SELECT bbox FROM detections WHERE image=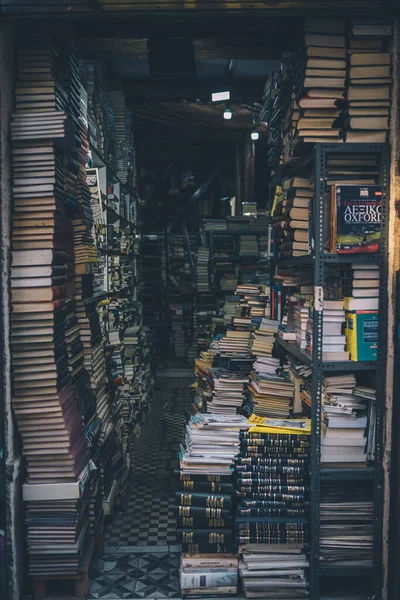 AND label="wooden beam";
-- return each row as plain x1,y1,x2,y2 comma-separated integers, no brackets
76,36,285,60
124,80,264,103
